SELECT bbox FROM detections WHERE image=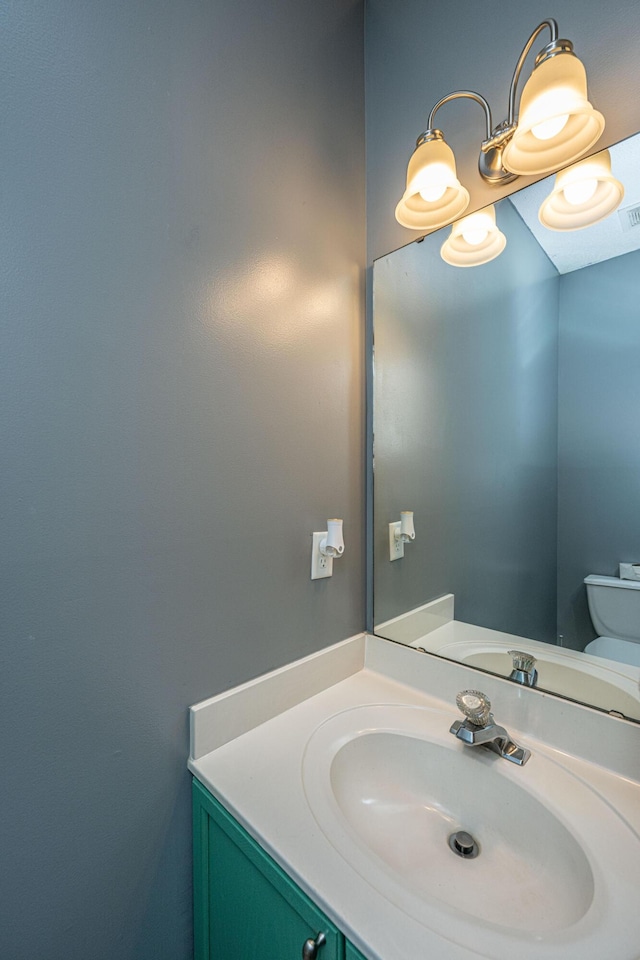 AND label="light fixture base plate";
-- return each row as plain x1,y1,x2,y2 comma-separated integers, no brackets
478,148,518,185
479,121,519,184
